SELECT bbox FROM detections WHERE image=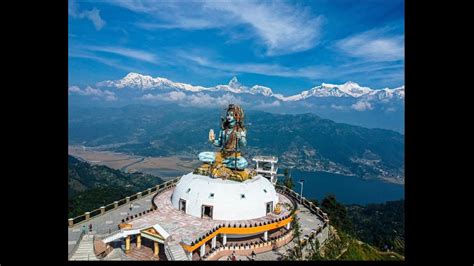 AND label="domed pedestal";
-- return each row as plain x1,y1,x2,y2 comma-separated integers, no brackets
171,172,279,221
